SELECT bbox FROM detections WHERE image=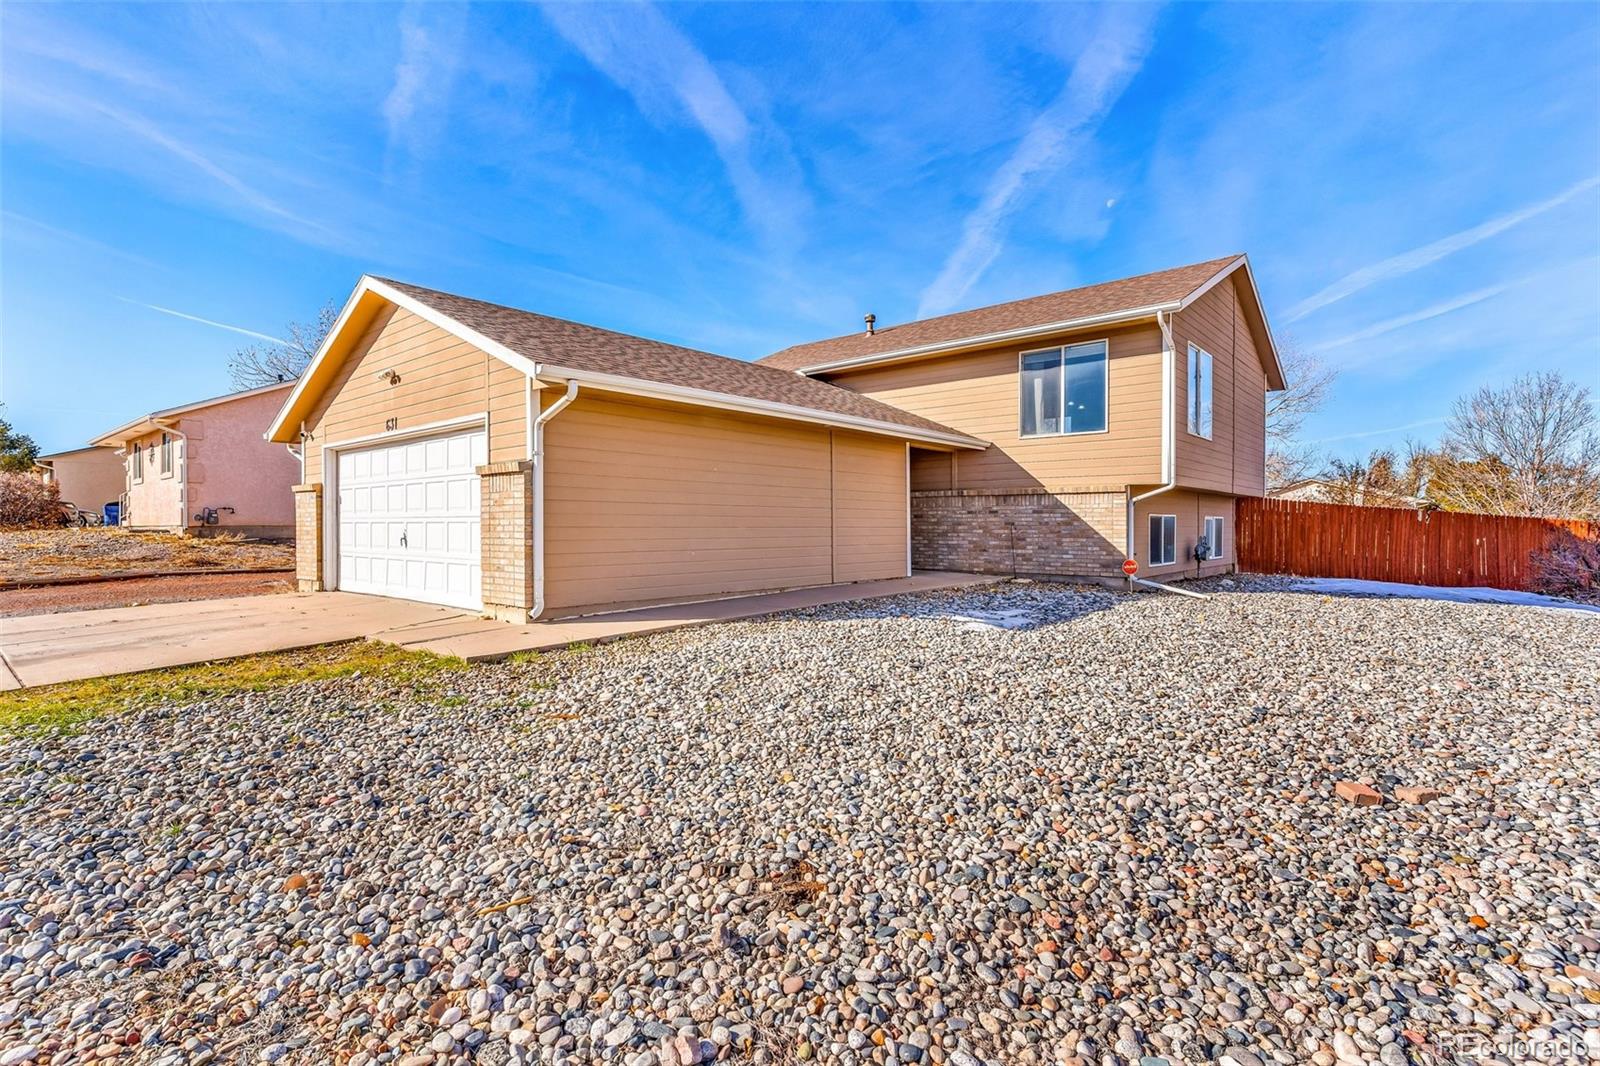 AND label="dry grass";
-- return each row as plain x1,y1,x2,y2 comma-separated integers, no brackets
0,640,466,735
0,528,293,582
